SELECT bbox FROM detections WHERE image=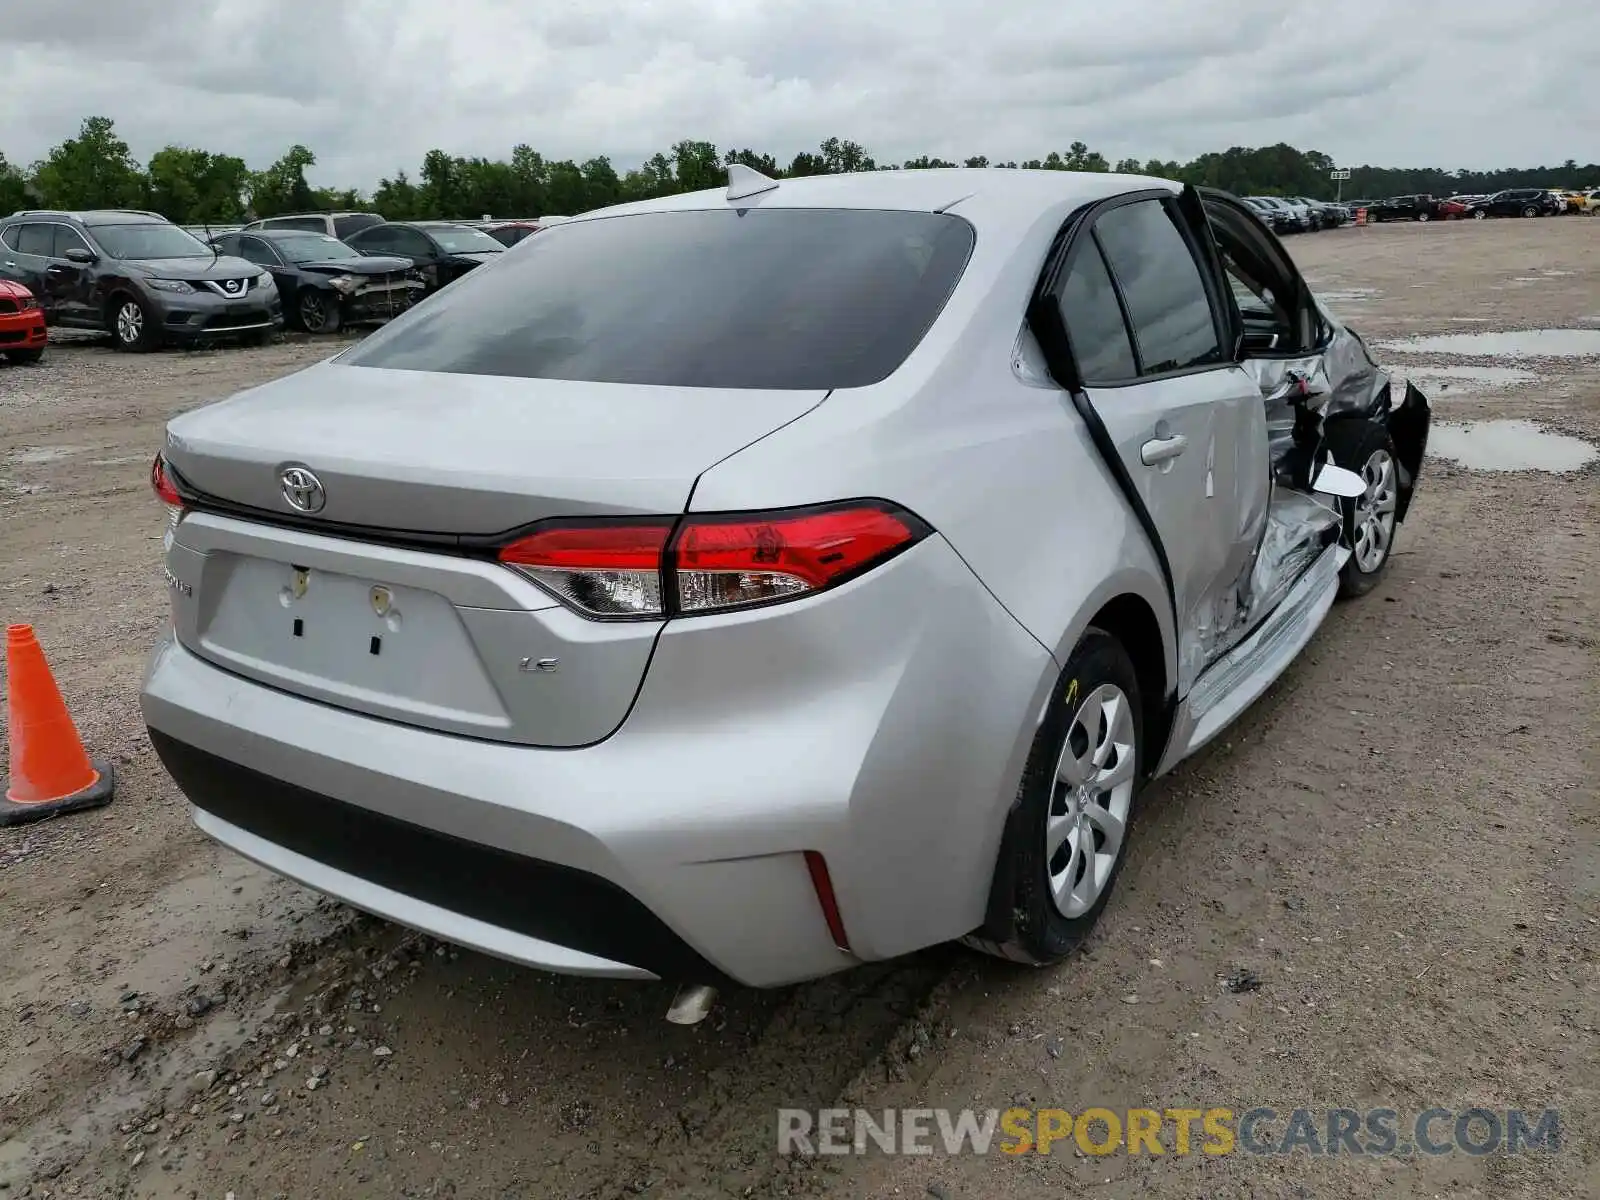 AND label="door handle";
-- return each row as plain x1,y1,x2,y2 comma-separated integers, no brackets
1140,434,1189,466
